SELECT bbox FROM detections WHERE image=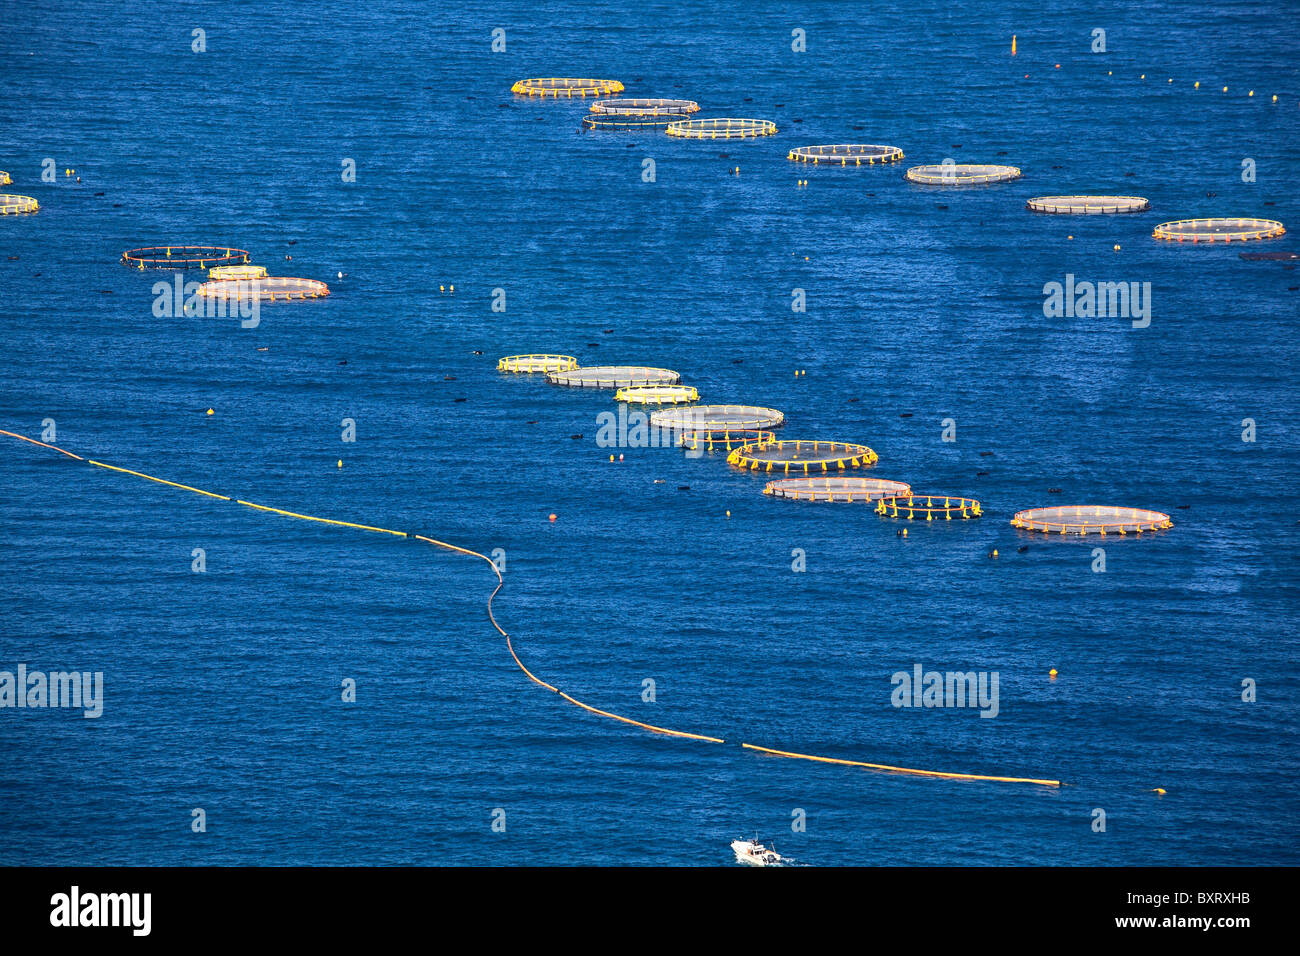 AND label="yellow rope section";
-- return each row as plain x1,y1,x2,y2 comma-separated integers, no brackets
2,427,1060,788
